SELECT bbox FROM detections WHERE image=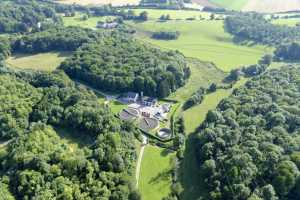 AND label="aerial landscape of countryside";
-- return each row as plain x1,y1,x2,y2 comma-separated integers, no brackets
0,0,300,200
